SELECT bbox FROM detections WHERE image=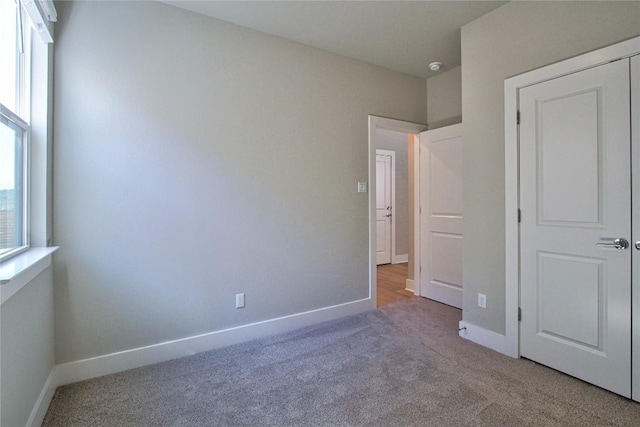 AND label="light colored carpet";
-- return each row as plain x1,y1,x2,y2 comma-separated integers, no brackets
43,298,640,426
